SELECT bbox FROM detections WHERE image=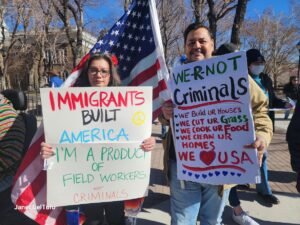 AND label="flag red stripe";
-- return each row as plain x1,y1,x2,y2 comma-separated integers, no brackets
71,53,90,73
15,171,46,208
153,106,162,120
13,135,44,182
153,79,167,99
55,210,66,225
128,59,160,86
35,208,52,225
